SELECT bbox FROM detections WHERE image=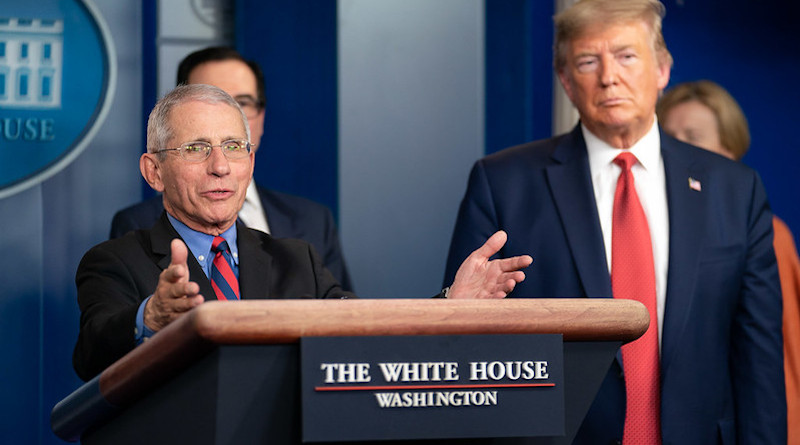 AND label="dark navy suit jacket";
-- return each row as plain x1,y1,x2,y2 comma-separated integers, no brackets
444,126,785,444
110,184,353,291
76,214,353,381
